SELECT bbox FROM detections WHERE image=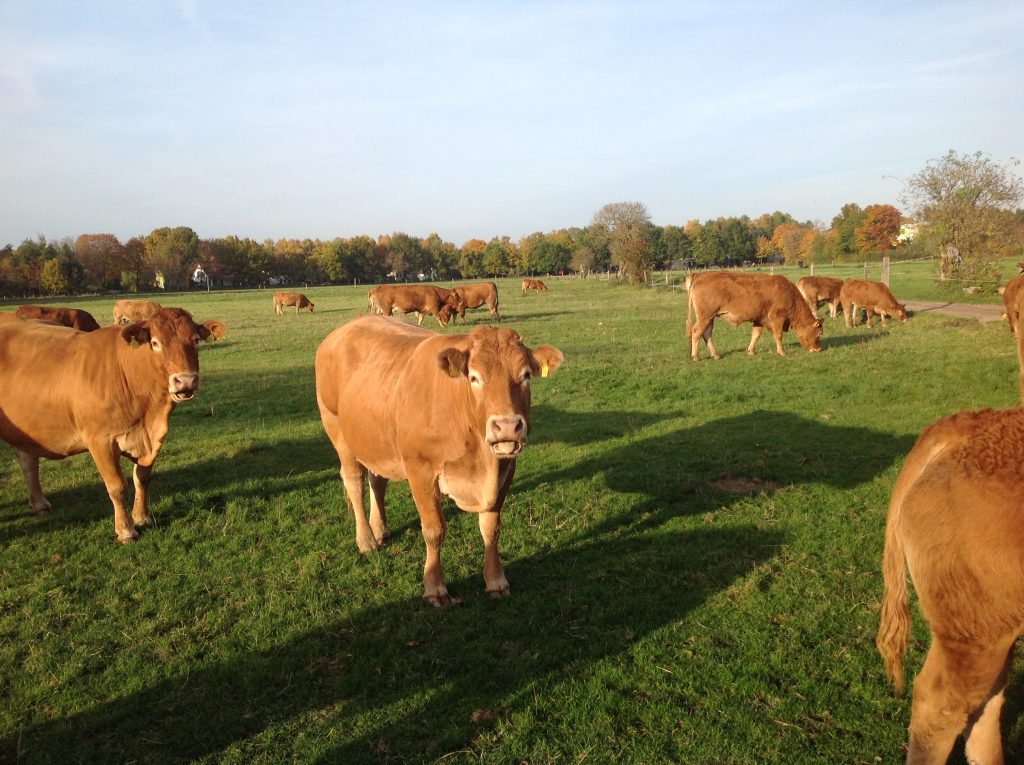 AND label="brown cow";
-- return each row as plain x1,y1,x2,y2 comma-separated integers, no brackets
522,278,549,295
839,279,908,328
315,315,563,604
15,305,101,331
686,271,823,360
795,276,844,319
0,308,226,542
877,407,1024,764
1001,273,1024,335
367,284,460,327
451,282,500,321
113,299,162,325
273,291,314,315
